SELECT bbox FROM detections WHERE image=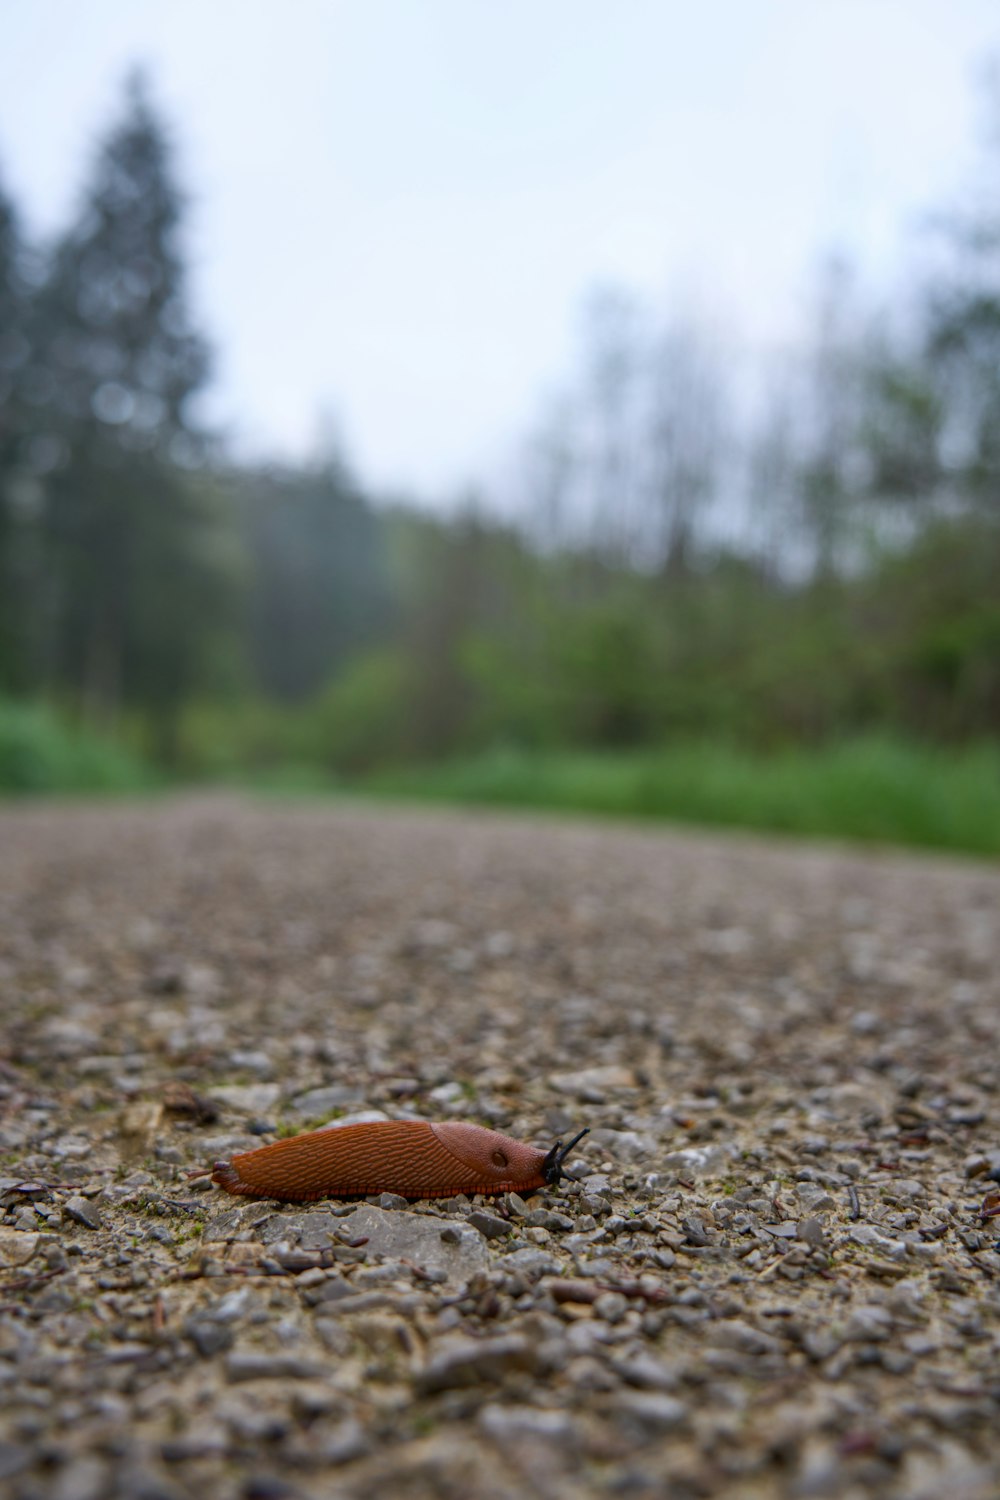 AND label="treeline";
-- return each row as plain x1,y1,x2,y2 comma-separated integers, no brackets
0,74,998,779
